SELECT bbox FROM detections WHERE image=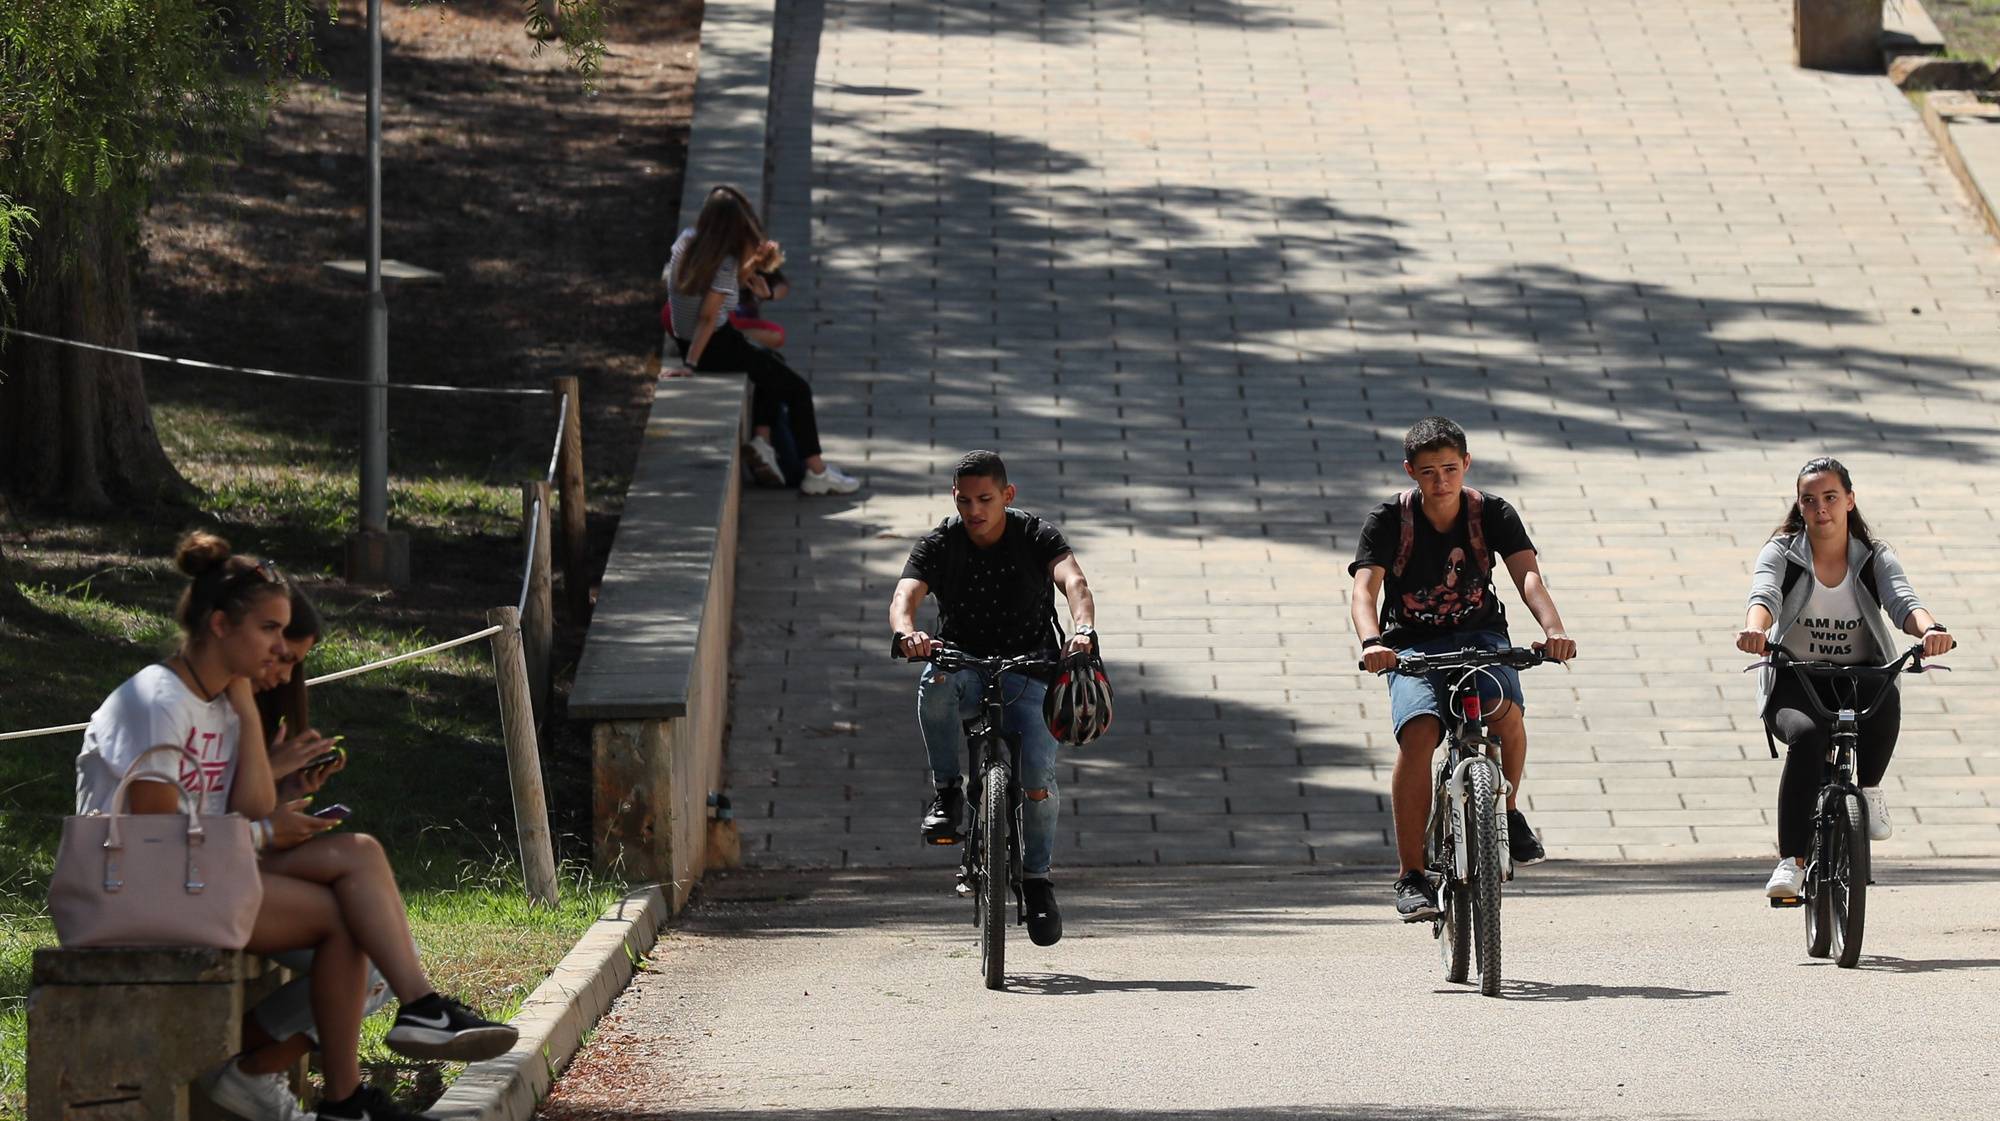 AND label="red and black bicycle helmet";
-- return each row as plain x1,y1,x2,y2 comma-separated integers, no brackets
1044,649,1114,746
